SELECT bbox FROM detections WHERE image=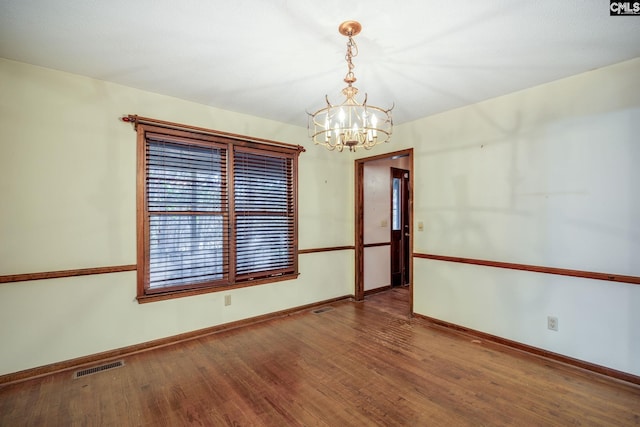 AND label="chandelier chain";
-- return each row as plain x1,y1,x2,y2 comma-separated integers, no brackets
344,36,358,85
